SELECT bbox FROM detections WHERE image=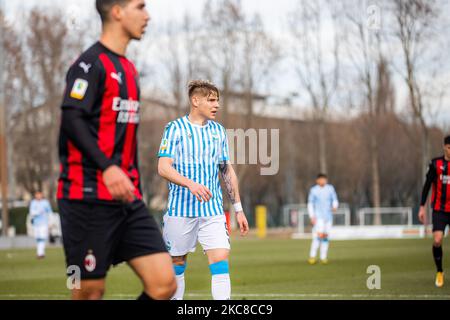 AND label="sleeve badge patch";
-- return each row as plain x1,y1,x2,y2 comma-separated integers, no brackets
70,78,88,100
160,139,168,152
